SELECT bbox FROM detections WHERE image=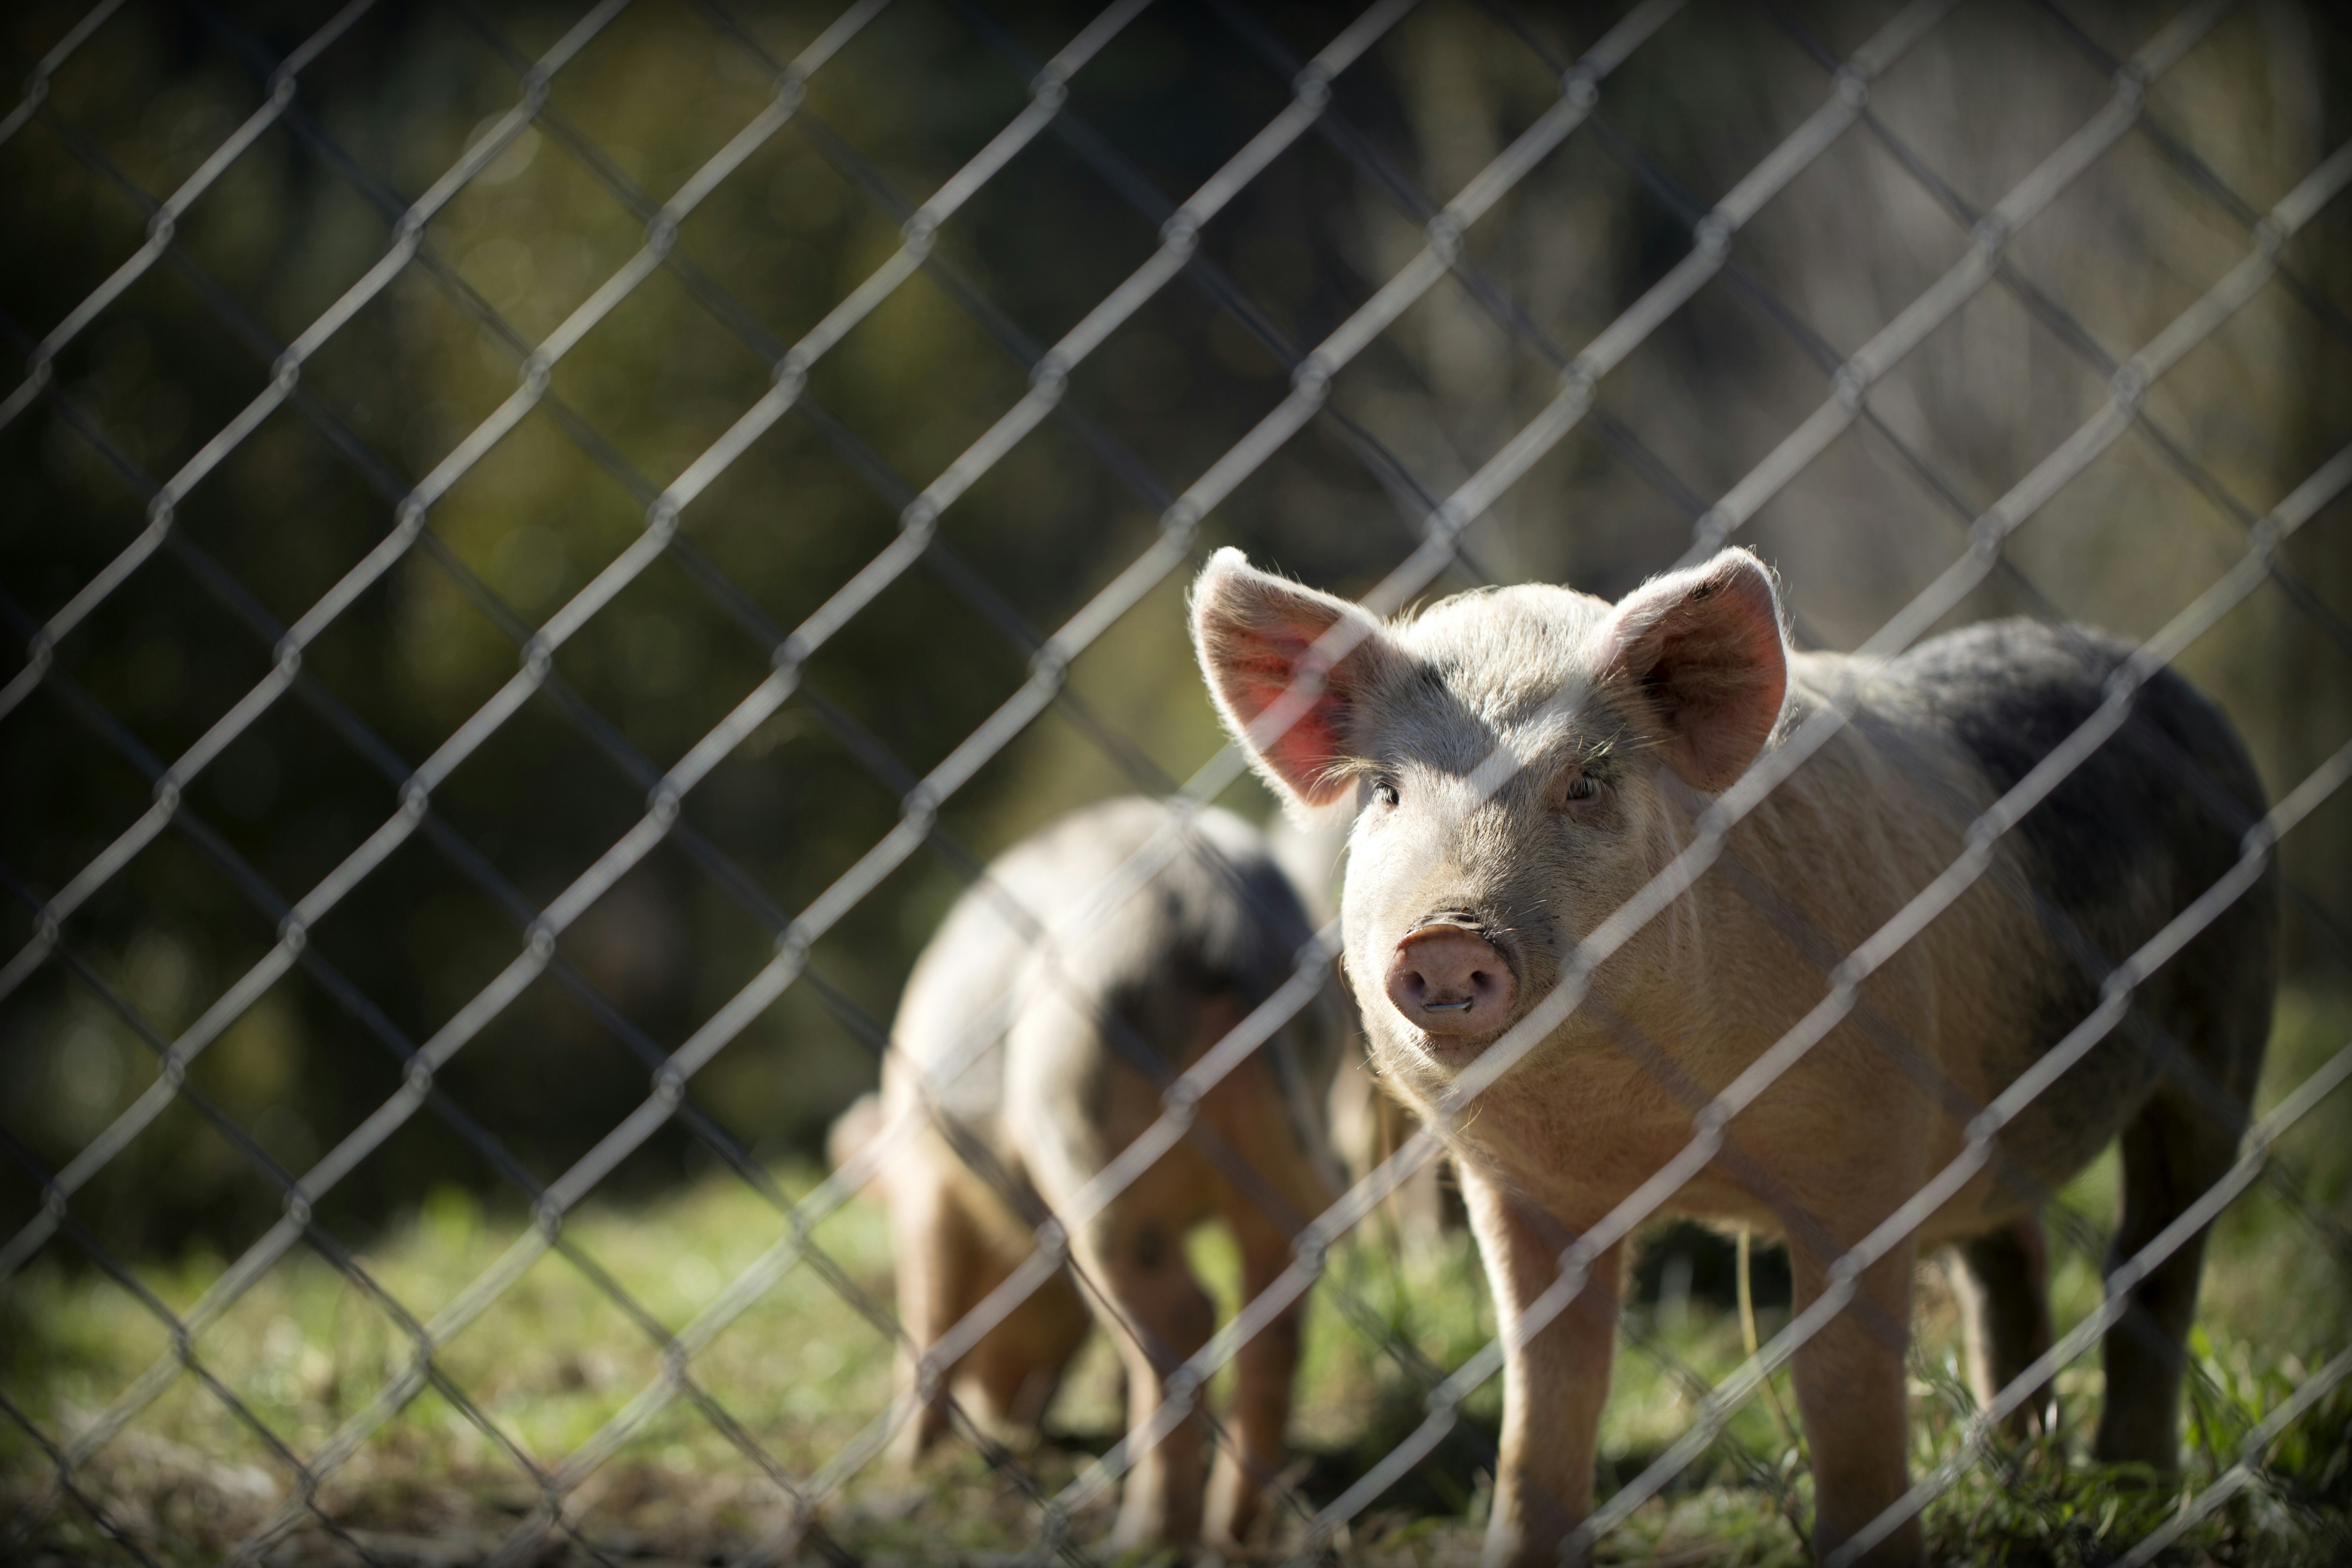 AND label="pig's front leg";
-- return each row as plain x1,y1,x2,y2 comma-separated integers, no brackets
1458,1164,1621,1568
1786,1241,1922,1565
